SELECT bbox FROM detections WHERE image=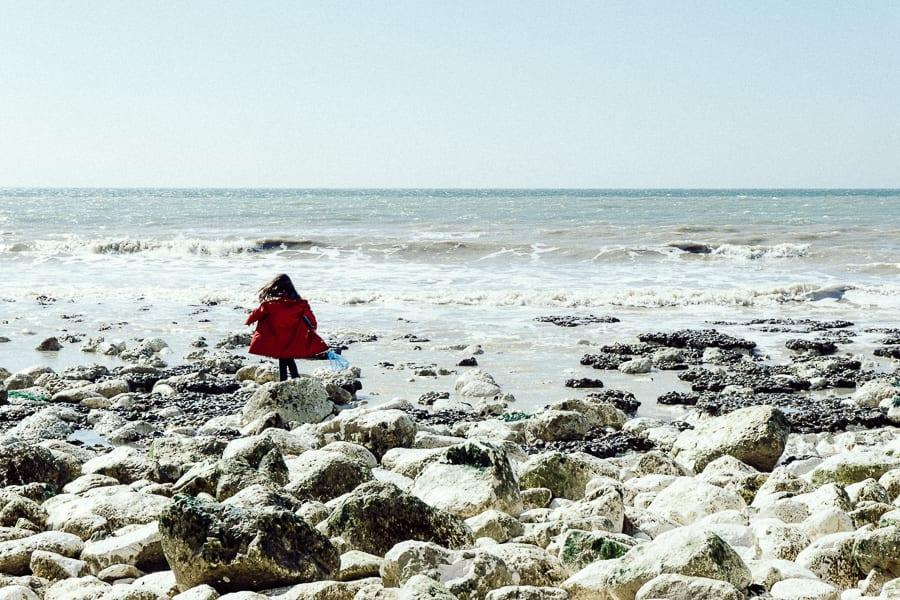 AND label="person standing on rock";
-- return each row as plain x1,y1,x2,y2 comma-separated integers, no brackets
246,273,328,381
